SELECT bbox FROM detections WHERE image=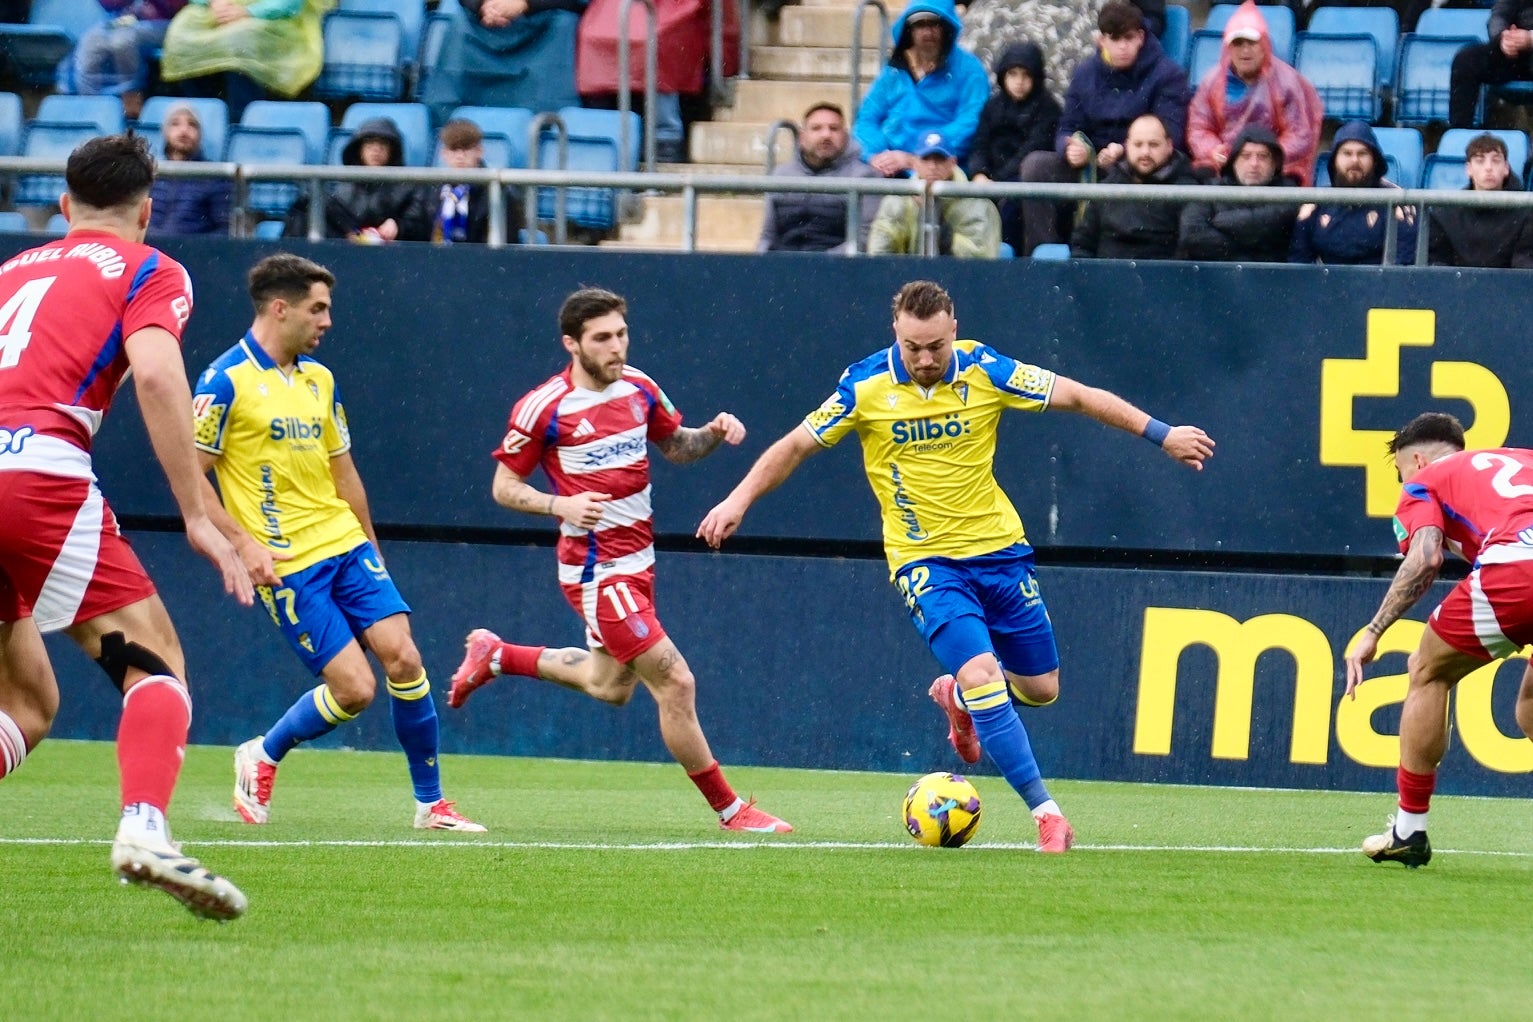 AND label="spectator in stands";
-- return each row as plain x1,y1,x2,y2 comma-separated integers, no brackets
577,0,740,164
423,0,588,126
1018,1,1191,255
1427,132,1533,267
757,102,881,254
1449,0,1533,127
1071,113,1200,260
148,101,231,236
283,117,433,243
66,2,187,118
868,131,1000,257
852,0,990,177
430,118,525,245
160,0,329,121
1290,120,1417,264
969,40,1061,255
1186,1,1322,185
1178,124,1298,261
